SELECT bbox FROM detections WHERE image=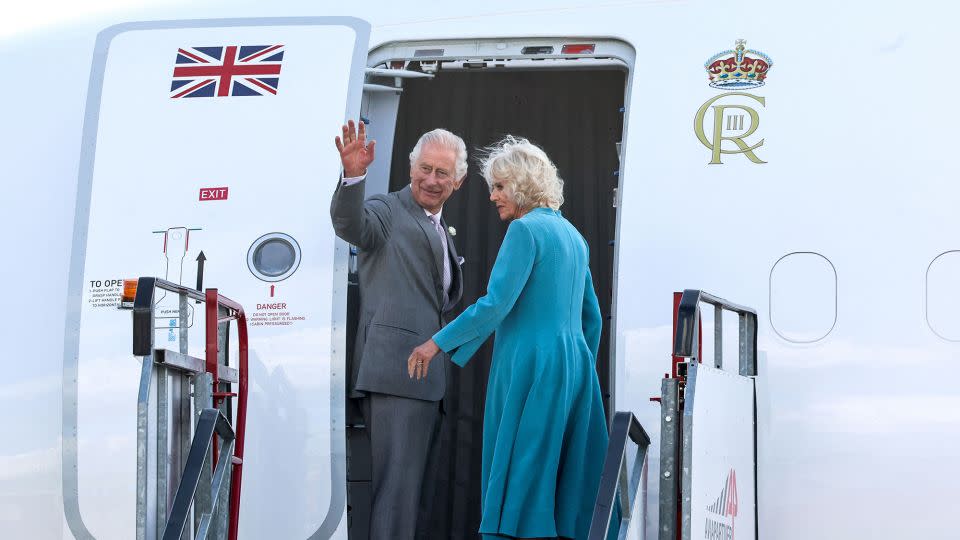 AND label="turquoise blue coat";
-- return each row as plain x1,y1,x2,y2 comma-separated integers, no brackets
433,208,608,540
